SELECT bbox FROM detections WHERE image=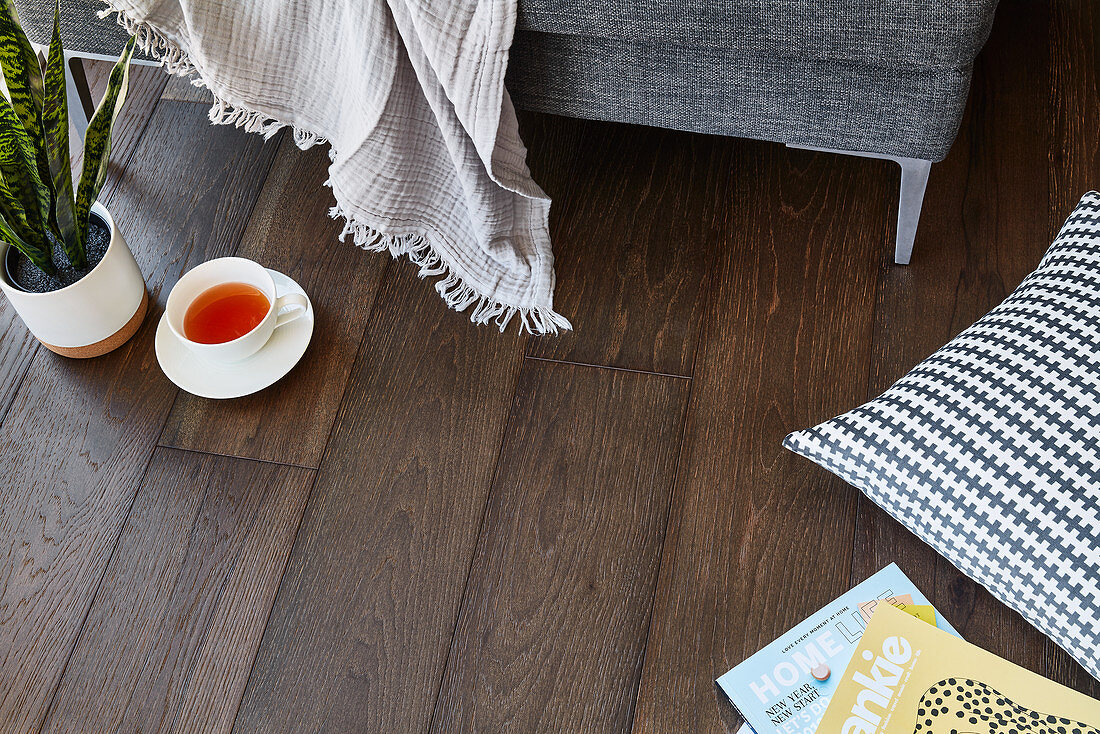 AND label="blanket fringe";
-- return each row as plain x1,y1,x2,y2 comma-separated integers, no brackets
102,5,327,150
98,1,570,335
100,7,196,76
330,202,571,335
